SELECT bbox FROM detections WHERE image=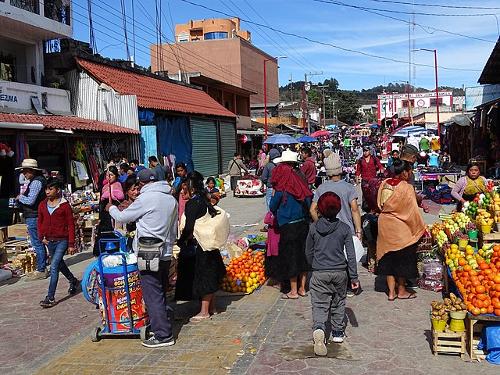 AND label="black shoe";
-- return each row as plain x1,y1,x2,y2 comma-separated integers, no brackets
332,330,345,343
141,336,175,348
40,297,57,308
68,279,80,295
